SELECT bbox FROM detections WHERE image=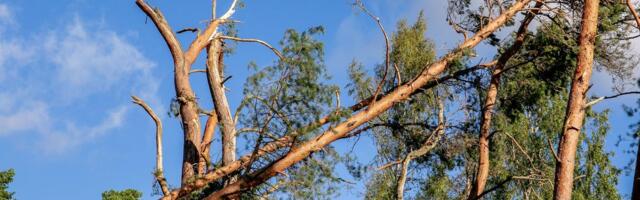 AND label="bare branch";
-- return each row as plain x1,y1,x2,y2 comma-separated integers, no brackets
503,132,533,164
354,0,395,103
177,27,199,34
585,91,640,108
135,0,184,68
190,69,207,74
547,136,560,162
377,160,402,170
217,35,285,60
131,96,170,197
219,0,238,20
